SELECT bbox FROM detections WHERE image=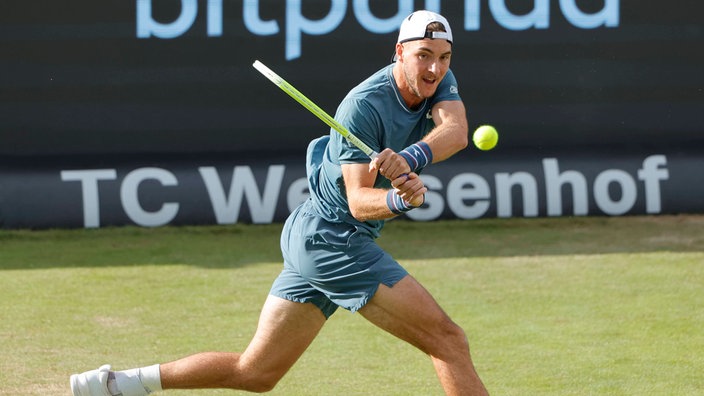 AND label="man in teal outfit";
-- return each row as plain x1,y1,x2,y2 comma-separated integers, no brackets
71,10,489,396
